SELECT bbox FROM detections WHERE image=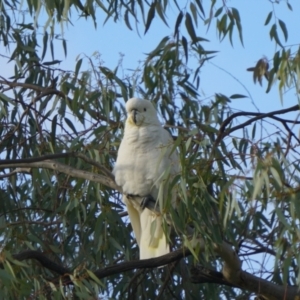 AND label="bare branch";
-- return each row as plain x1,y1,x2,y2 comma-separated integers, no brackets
0,159,120,192
214,242,242,283
239,271,297,300
190,265,237,287
190,265,299,300
0,152,73,164
211,242,300,300
93,248,193,278
213,104,300,149
74,152,114,179
0,78,46,92
3,220,62,228
9,248,192,280
12,251,70,275
0,167,31,178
